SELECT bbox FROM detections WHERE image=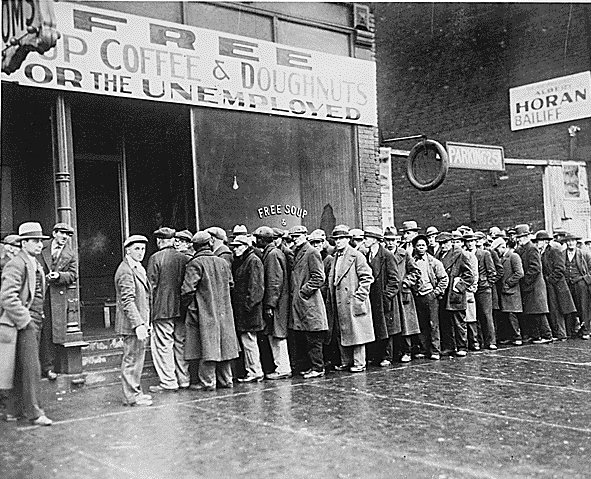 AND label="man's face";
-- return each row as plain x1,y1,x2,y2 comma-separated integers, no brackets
53,230,70,247
427,235,437,246
174,239,190,252
22,238,44,256
127,243,146,262
385,238,399,250
403,230,417,243
310,240,323,252
5,244,20,256
566,239,577,251
440,240,452,253
464,239,476,251
291,234,306,248
335,237,349,251
415,239,428,255
363,236,377,249
496,244,507,256
517,235,530,246
233,243,248,257
452,239,463,249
